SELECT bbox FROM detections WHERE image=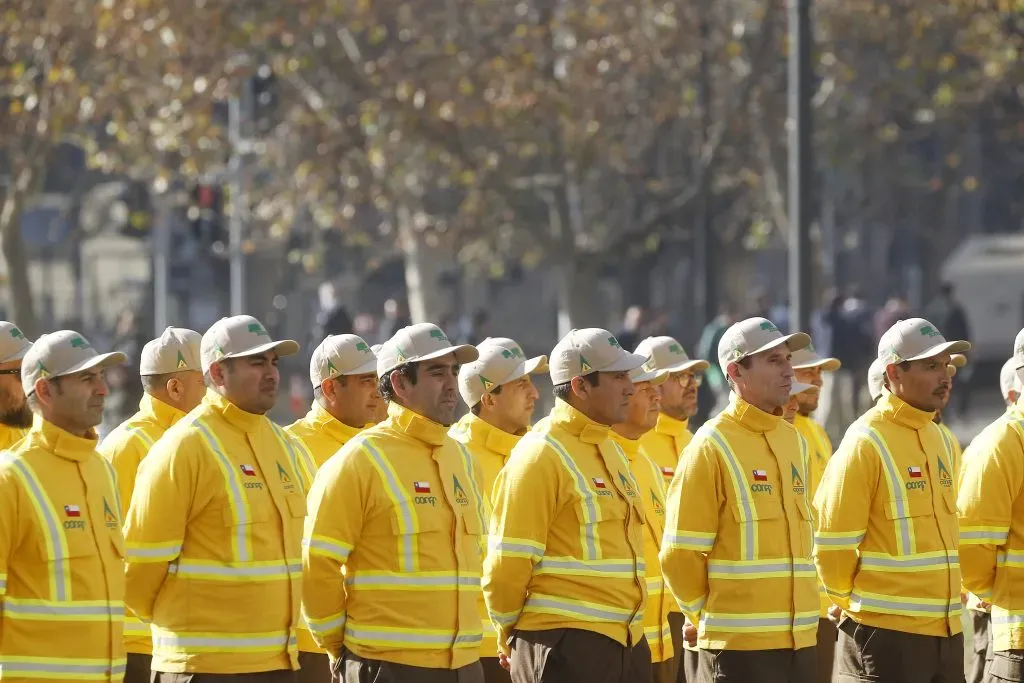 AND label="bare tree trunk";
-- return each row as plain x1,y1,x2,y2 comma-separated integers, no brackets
397,204,452,325
0,187,39,337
